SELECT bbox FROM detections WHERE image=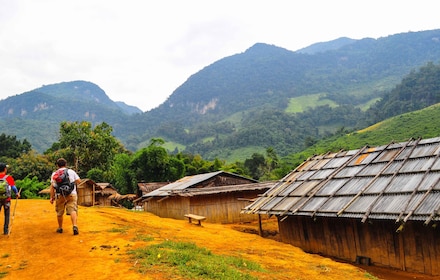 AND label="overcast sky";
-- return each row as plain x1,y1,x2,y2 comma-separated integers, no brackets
1,0,438,112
